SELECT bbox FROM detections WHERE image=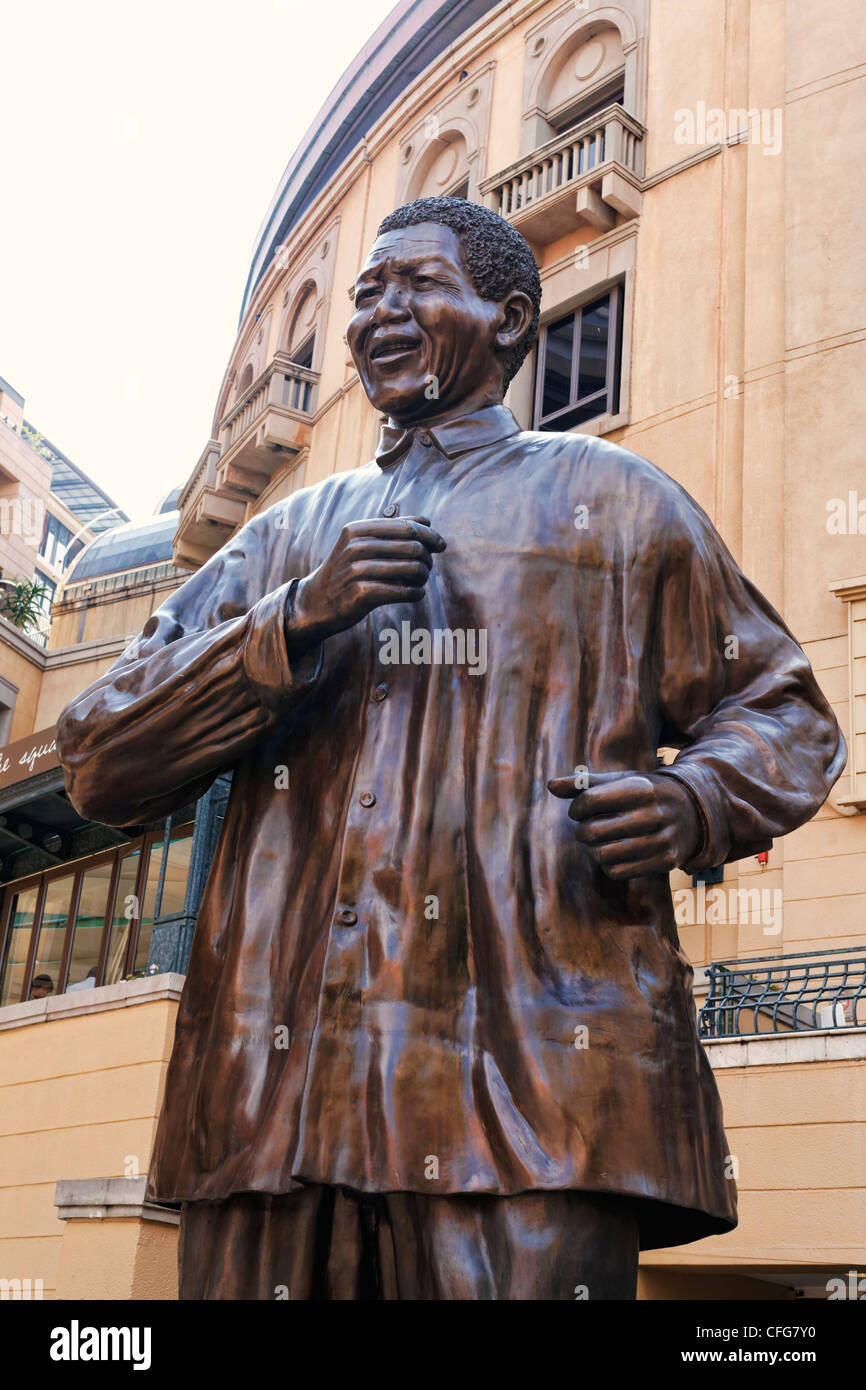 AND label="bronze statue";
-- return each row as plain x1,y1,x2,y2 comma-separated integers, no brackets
56,197,845,1299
